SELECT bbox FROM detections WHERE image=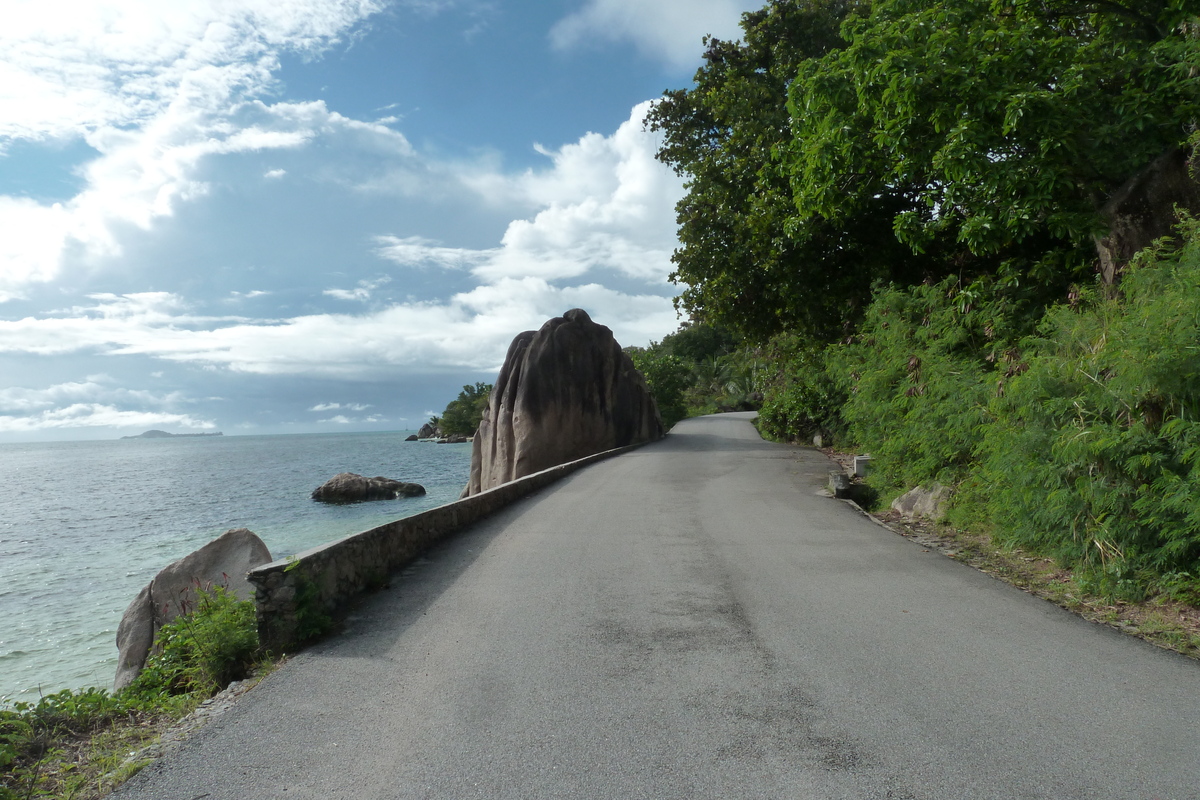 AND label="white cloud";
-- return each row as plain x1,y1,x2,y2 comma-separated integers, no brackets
0,0,384,300
0,101,686,379
0,282,677,376
0,0,383,141
318,414,352,424
0,404,213,433
390,101,683,284
323,276,392,302
310,402,371,411
0,98,416,301
375,235,495,271
0,375,208,435
550,0,748,71
264,168,287,179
